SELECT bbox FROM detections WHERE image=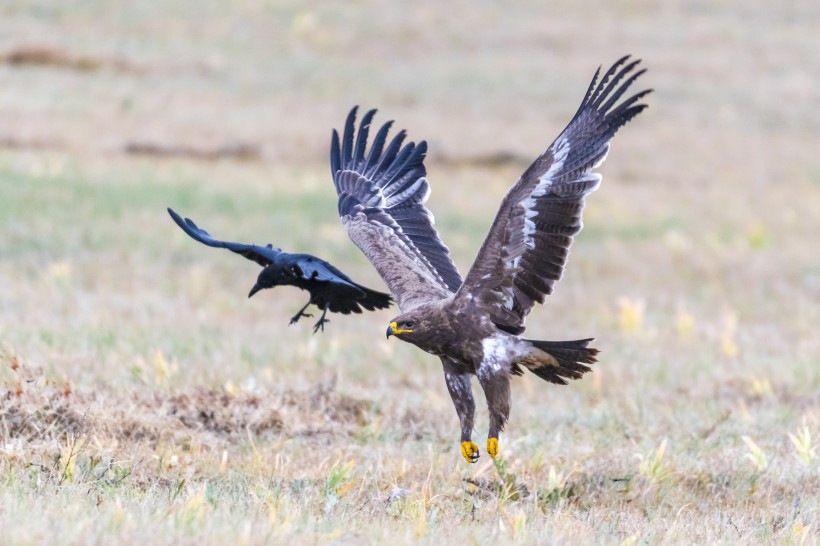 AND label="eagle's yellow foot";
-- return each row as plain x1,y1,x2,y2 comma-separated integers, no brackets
461,441,479,463
487,437,499,458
